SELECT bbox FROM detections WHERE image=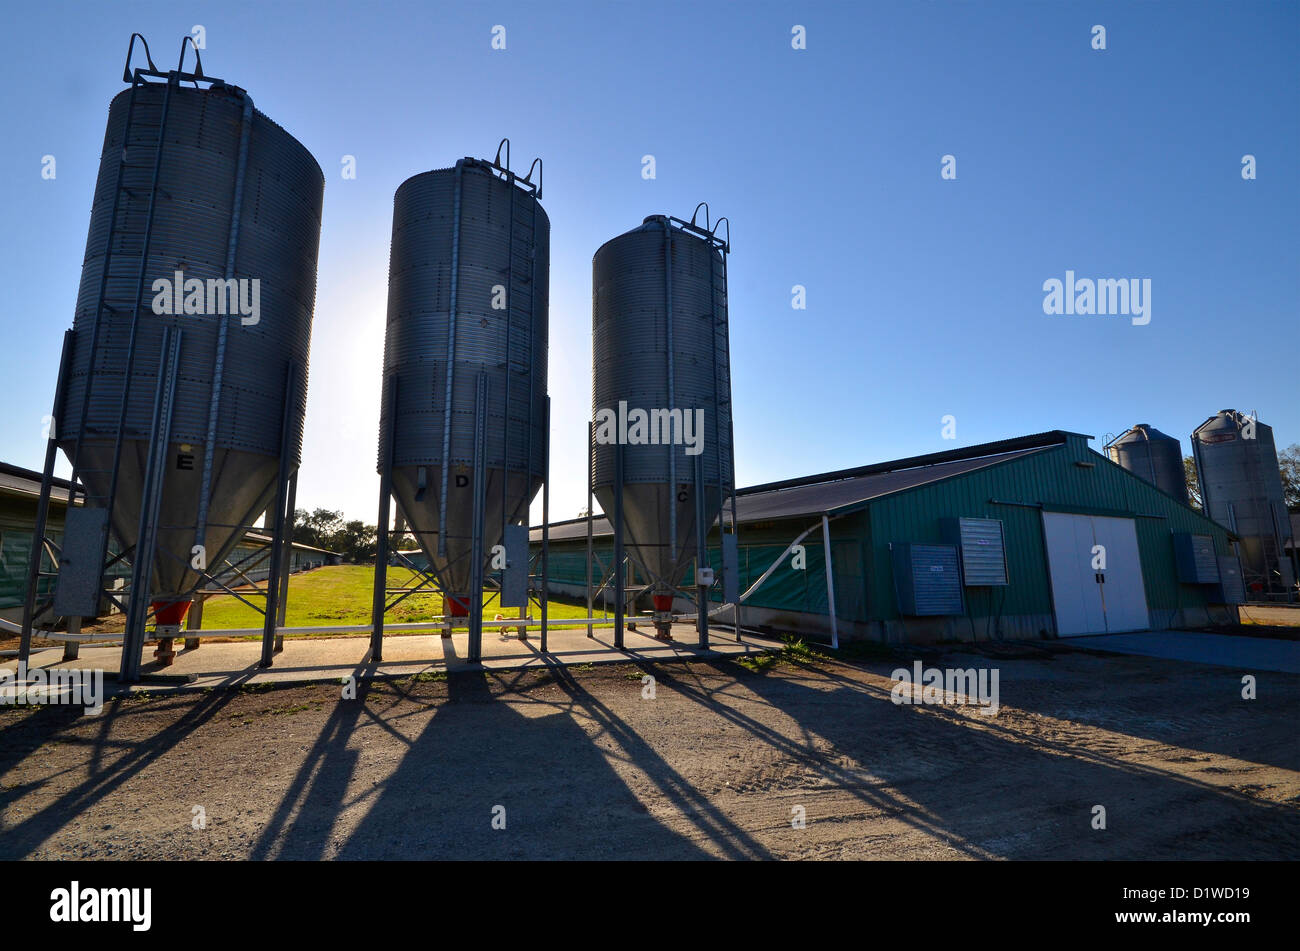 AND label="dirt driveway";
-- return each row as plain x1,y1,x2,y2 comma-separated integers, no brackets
1,645,1296,860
